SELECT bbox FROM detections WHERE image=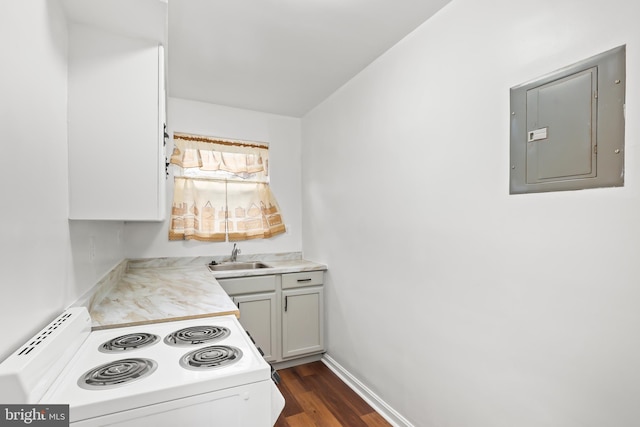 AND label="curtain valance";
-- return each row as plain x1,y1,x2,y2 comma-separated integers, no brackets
171,132,269,181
